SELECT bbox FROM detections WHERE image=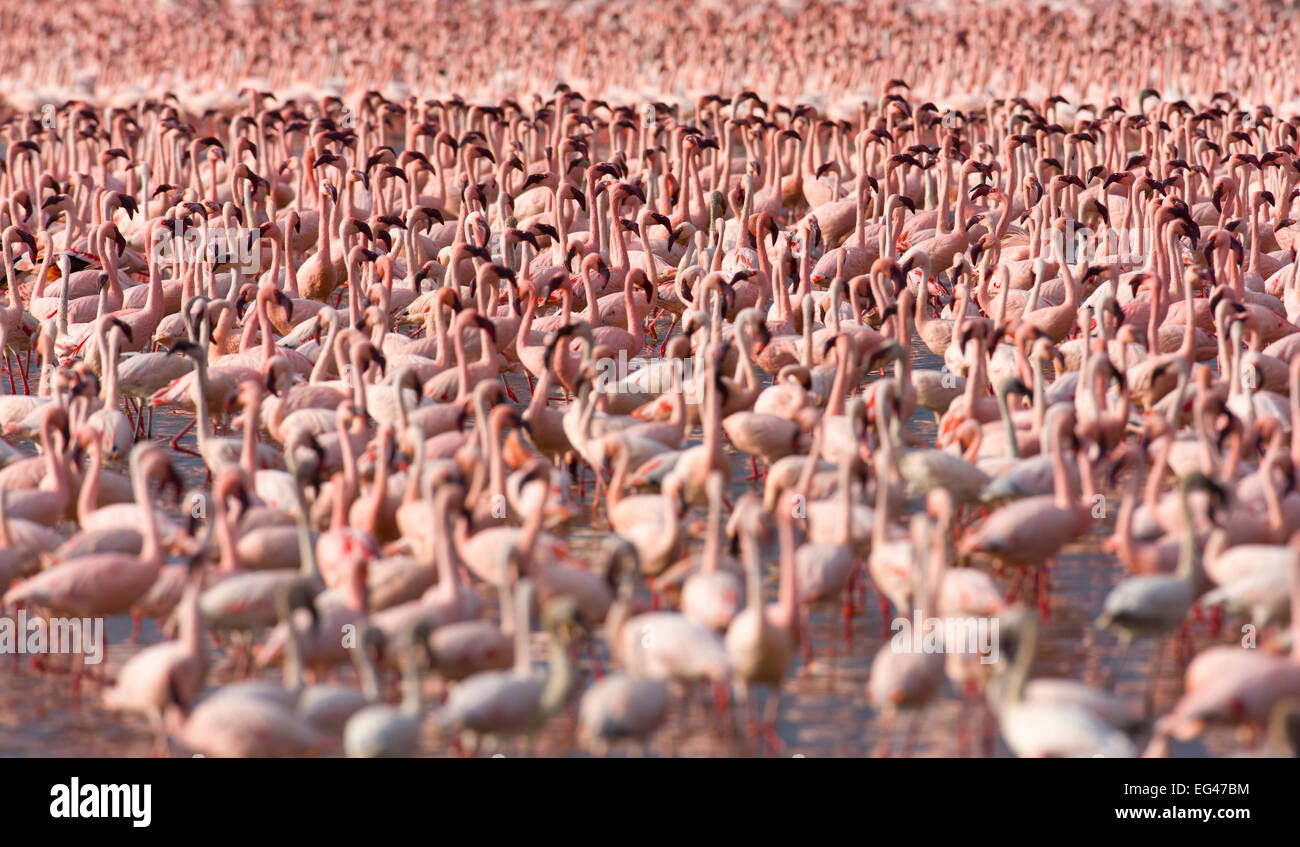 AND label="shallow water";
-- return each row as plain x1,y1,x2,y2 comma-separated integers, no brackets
0,331,1247,757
